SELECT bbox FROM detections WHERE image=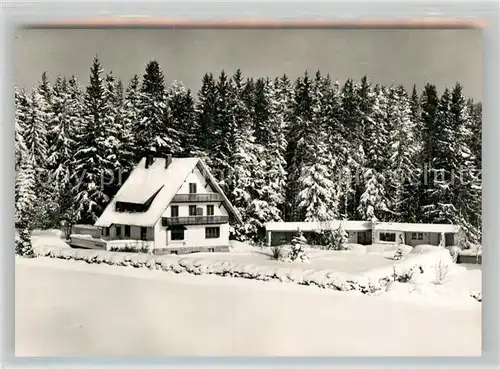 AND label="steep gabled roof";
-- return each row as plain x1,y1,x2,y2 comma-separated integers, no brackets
95,157,243,228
